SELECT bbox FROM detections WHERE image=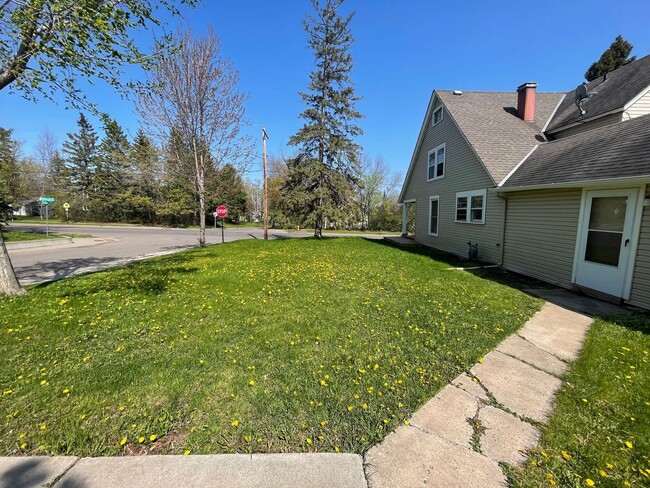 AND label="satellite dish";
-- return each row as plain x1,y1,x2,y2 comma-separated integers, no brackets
575,82,596,116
